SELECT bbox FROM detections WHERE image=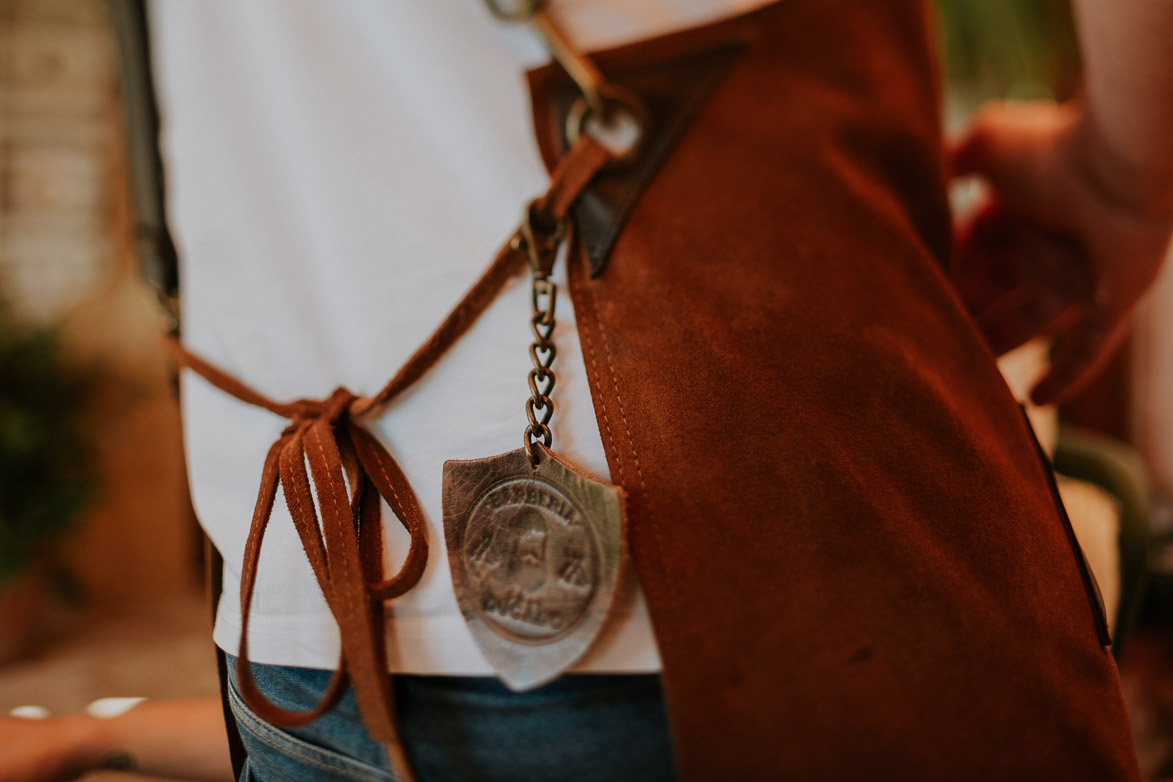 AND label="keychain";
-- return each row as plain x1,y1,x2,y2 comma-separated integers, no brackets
442,200,627,691
442,0,649,692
